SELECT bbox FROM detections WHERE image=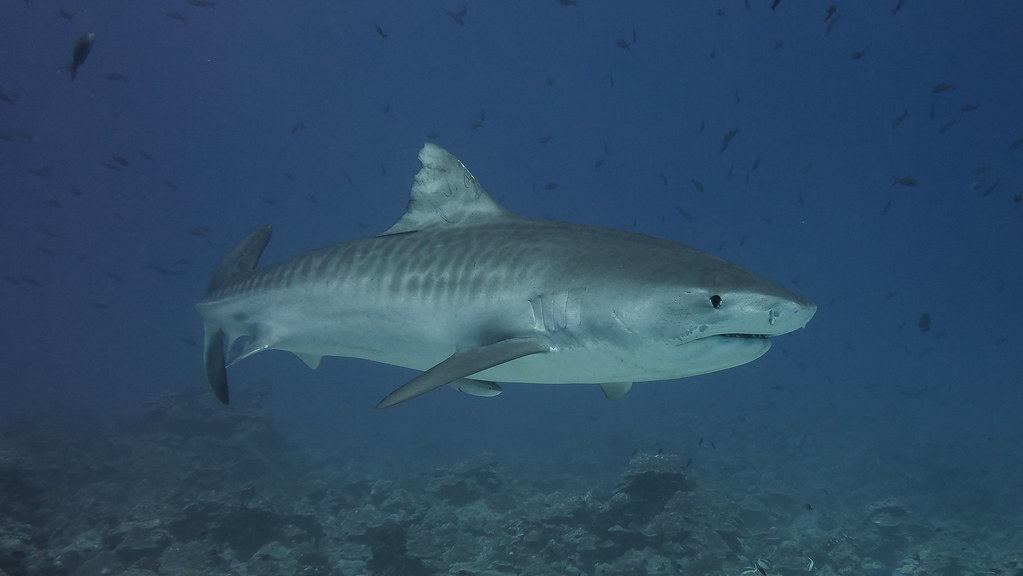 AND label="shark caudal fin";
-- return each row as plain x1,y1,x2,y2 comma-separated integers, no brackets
200,225,272,404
